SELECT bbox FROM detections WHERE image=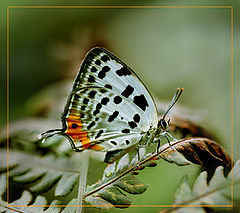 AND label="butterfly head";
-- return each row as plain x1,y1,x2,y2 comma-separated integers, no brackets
159,118,170,131
157,87,183,132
